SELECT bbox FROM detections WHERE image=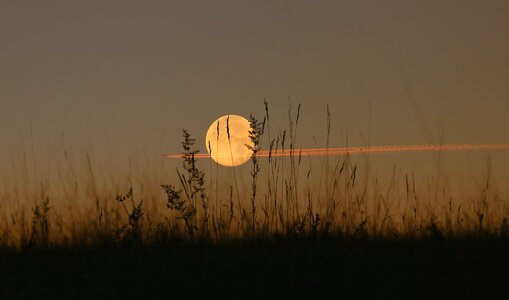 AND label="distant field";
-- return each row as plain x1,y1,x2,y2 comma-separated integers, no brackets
1,128,507,247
